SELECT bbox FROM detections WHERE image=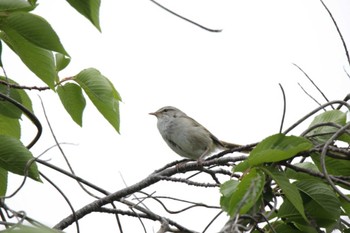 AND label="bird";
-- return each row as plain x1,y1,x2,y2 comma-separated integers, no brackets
149,106,242,160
